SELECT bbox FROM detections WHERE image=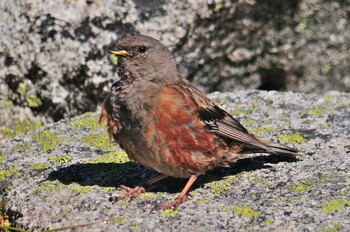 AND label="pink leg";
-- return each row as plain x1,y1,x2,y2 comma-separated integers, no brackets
155,175,197,210
111,174,167,202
